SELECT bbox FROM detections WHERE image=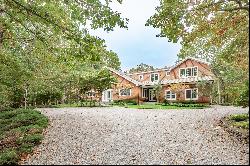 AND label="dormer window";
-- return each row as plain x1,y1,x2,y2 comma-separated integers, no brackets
139,75,143,80
180,67,198,78
151,73,159,82
166,71,170,76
